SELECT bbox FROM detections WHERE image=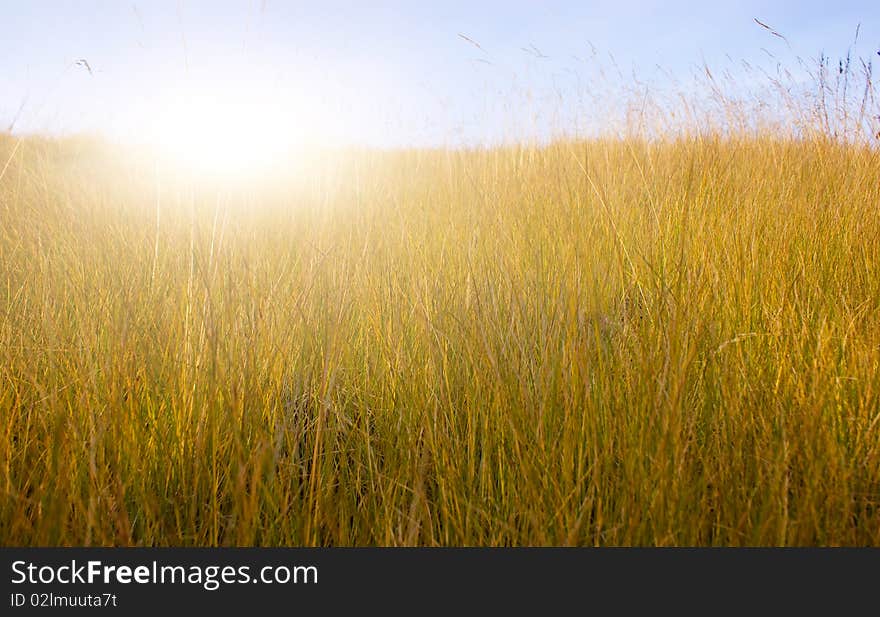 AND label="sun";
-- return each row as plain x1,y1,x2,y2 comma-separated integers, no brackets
147,87,304,180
